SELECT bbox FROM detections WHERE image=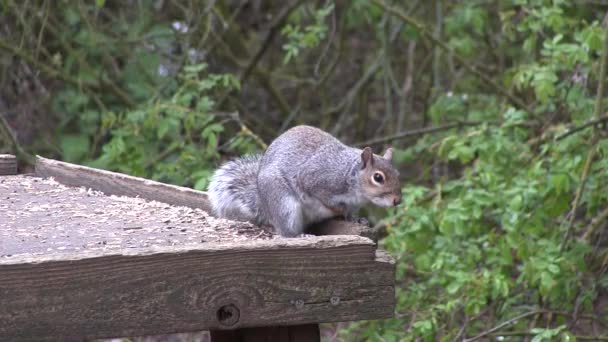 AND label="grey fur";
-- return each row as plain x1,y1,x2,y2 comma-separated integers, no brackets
208,154,265,224
208,125,402,237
